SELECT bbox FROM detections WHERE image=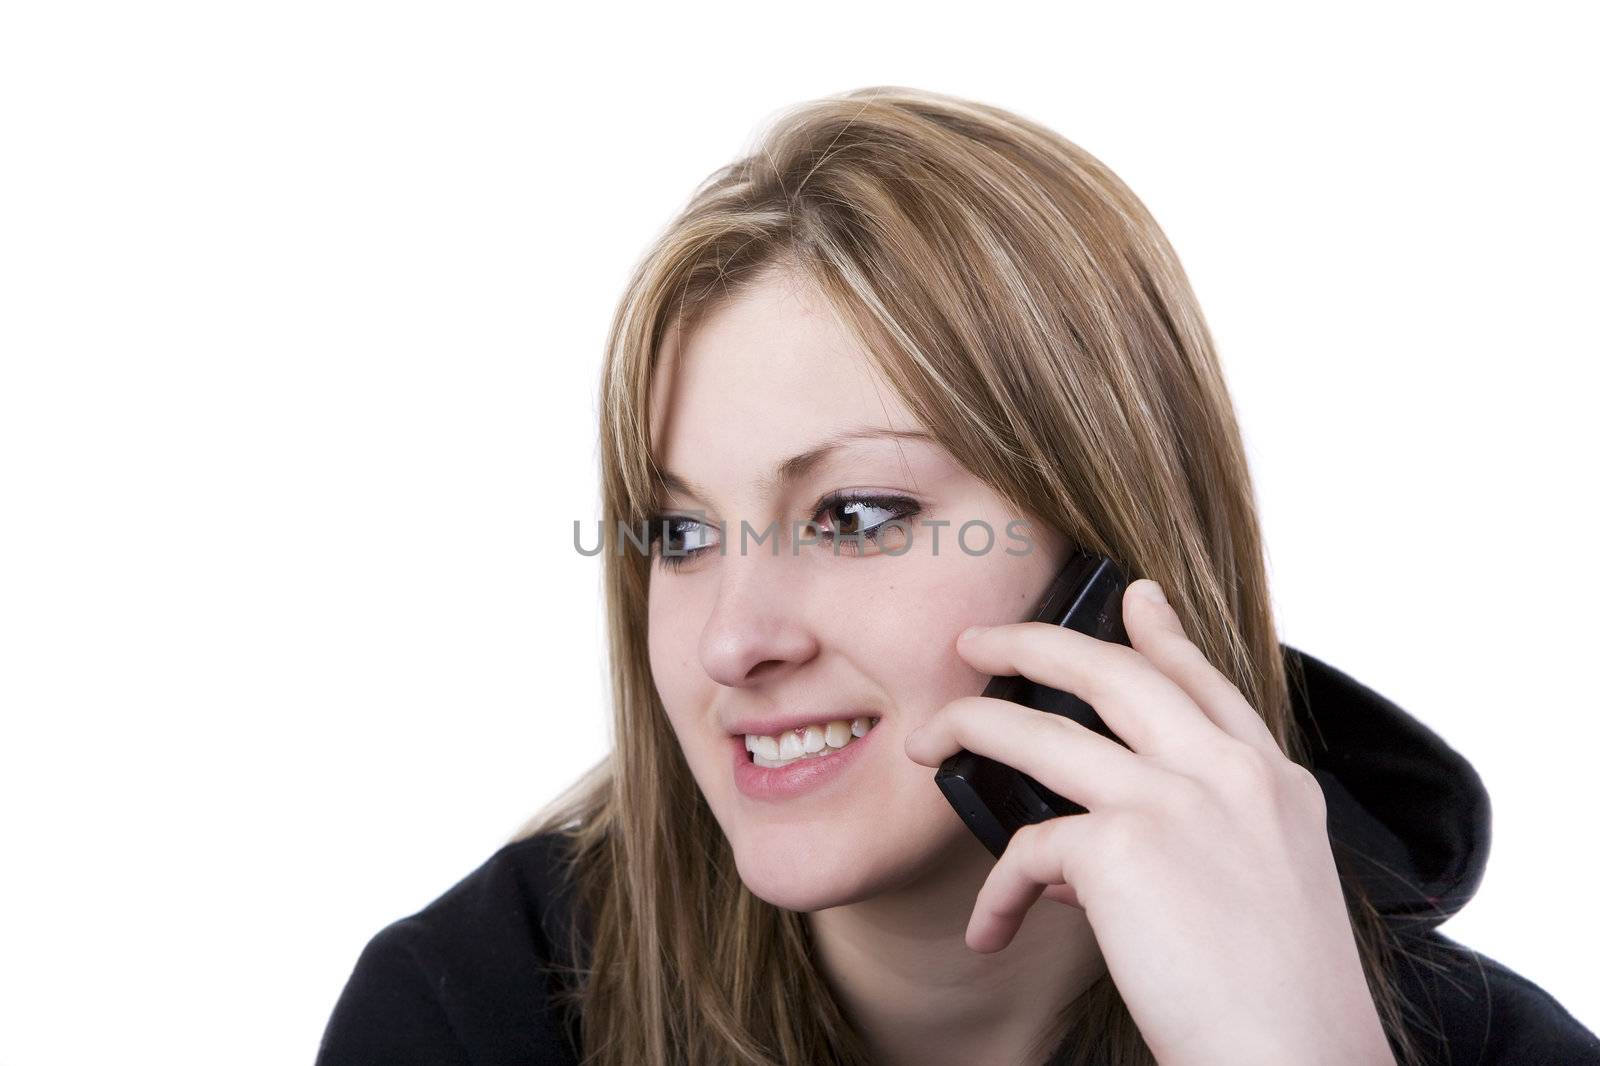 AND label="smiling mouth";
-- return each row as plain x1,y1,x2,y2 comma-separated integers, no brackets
741,717,880,767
